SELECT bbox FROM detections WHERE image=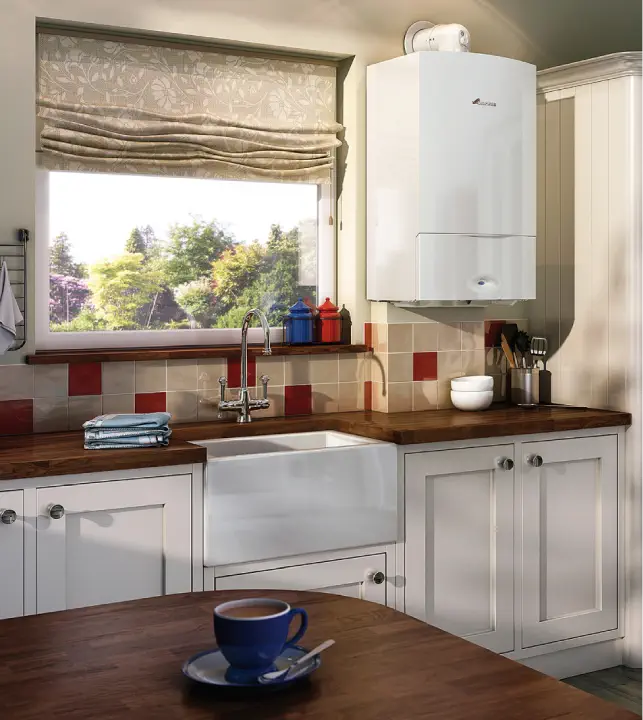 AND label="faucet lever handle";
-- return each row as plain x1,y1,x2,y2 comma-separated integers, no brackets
218,376,227,402
260,375,270,400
